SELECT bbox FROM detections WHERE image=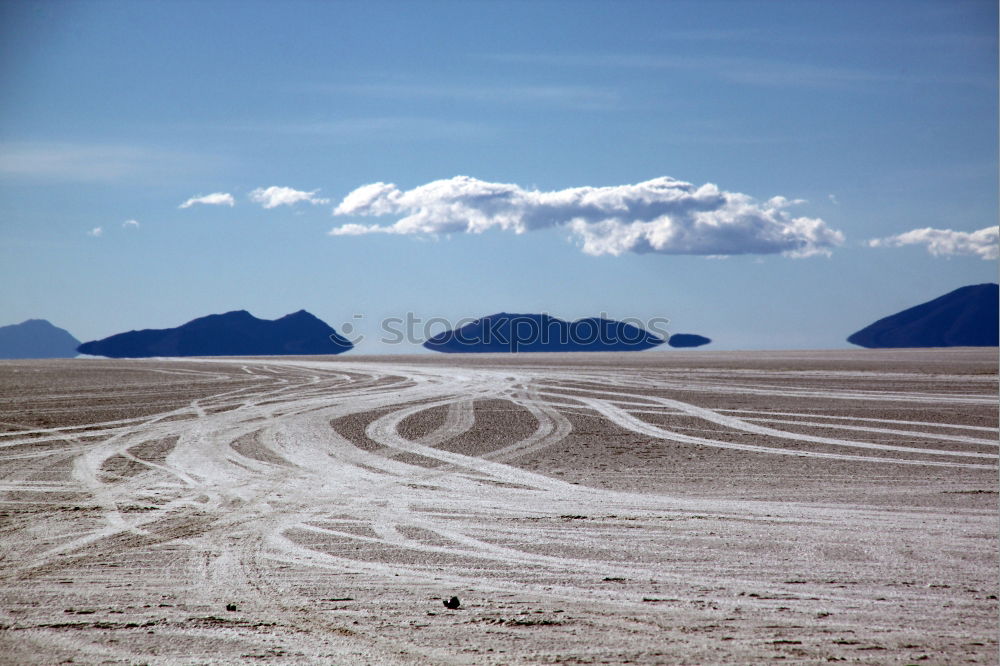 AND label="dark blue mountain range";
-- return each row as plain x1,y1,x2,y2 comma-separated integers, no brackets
847,283,998,348
423,313,666,353
667,333,712,348
77,310,353,357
